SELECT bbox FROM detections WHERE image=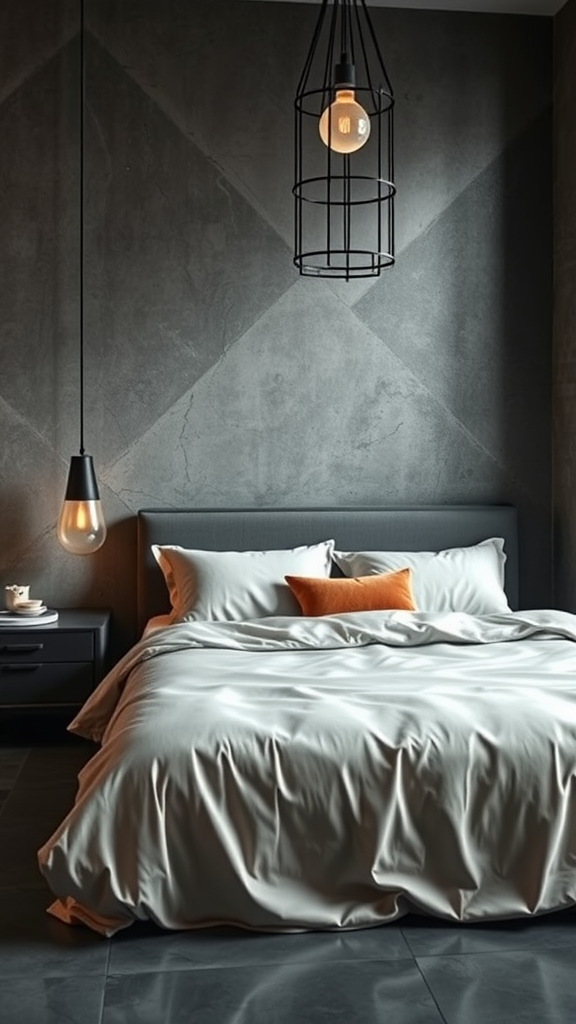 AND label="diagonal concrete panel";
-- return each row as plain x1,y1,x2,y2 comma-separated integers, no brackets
0,0,76,105
0,40,79,457
104,278,509,511
0,397,67,572
82,34,295,464
354,111,552,499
